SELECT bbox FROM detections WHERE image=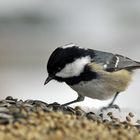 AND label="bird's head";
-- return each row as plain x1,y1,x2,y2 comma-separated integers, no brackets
44,44,95,85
